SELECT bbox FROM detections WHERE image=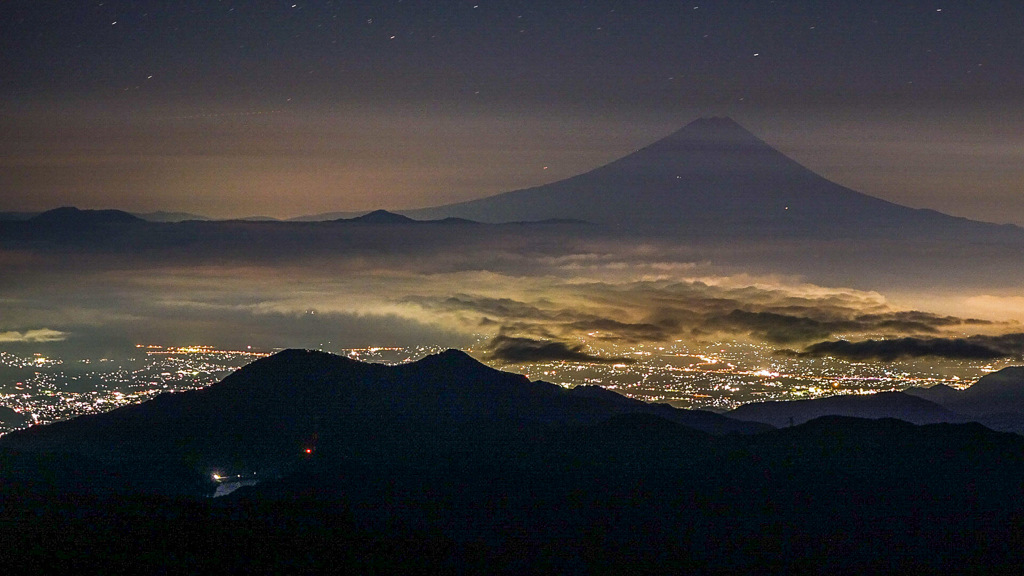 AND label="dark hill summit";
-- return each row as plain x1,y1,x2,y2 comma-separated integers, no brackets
1,206,148,246
343,209,418,224
405,117,1020,240
30,206,144,225
338,210,481,225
